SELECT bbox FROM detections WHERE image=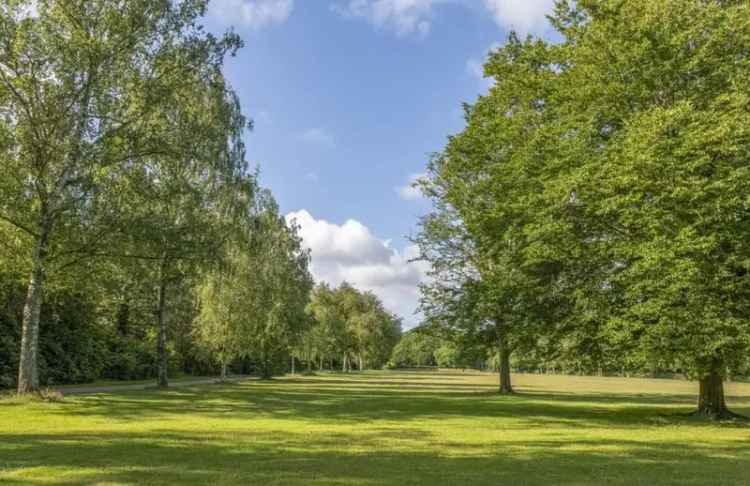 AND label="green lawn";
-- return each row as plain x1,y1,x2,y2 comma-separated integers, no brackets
1,371,749,485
